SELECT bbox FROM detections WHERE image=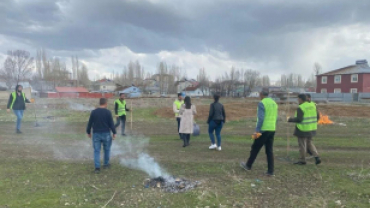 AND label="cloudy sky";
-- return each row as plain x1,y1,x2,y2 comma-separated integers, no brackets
1,0,370,81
